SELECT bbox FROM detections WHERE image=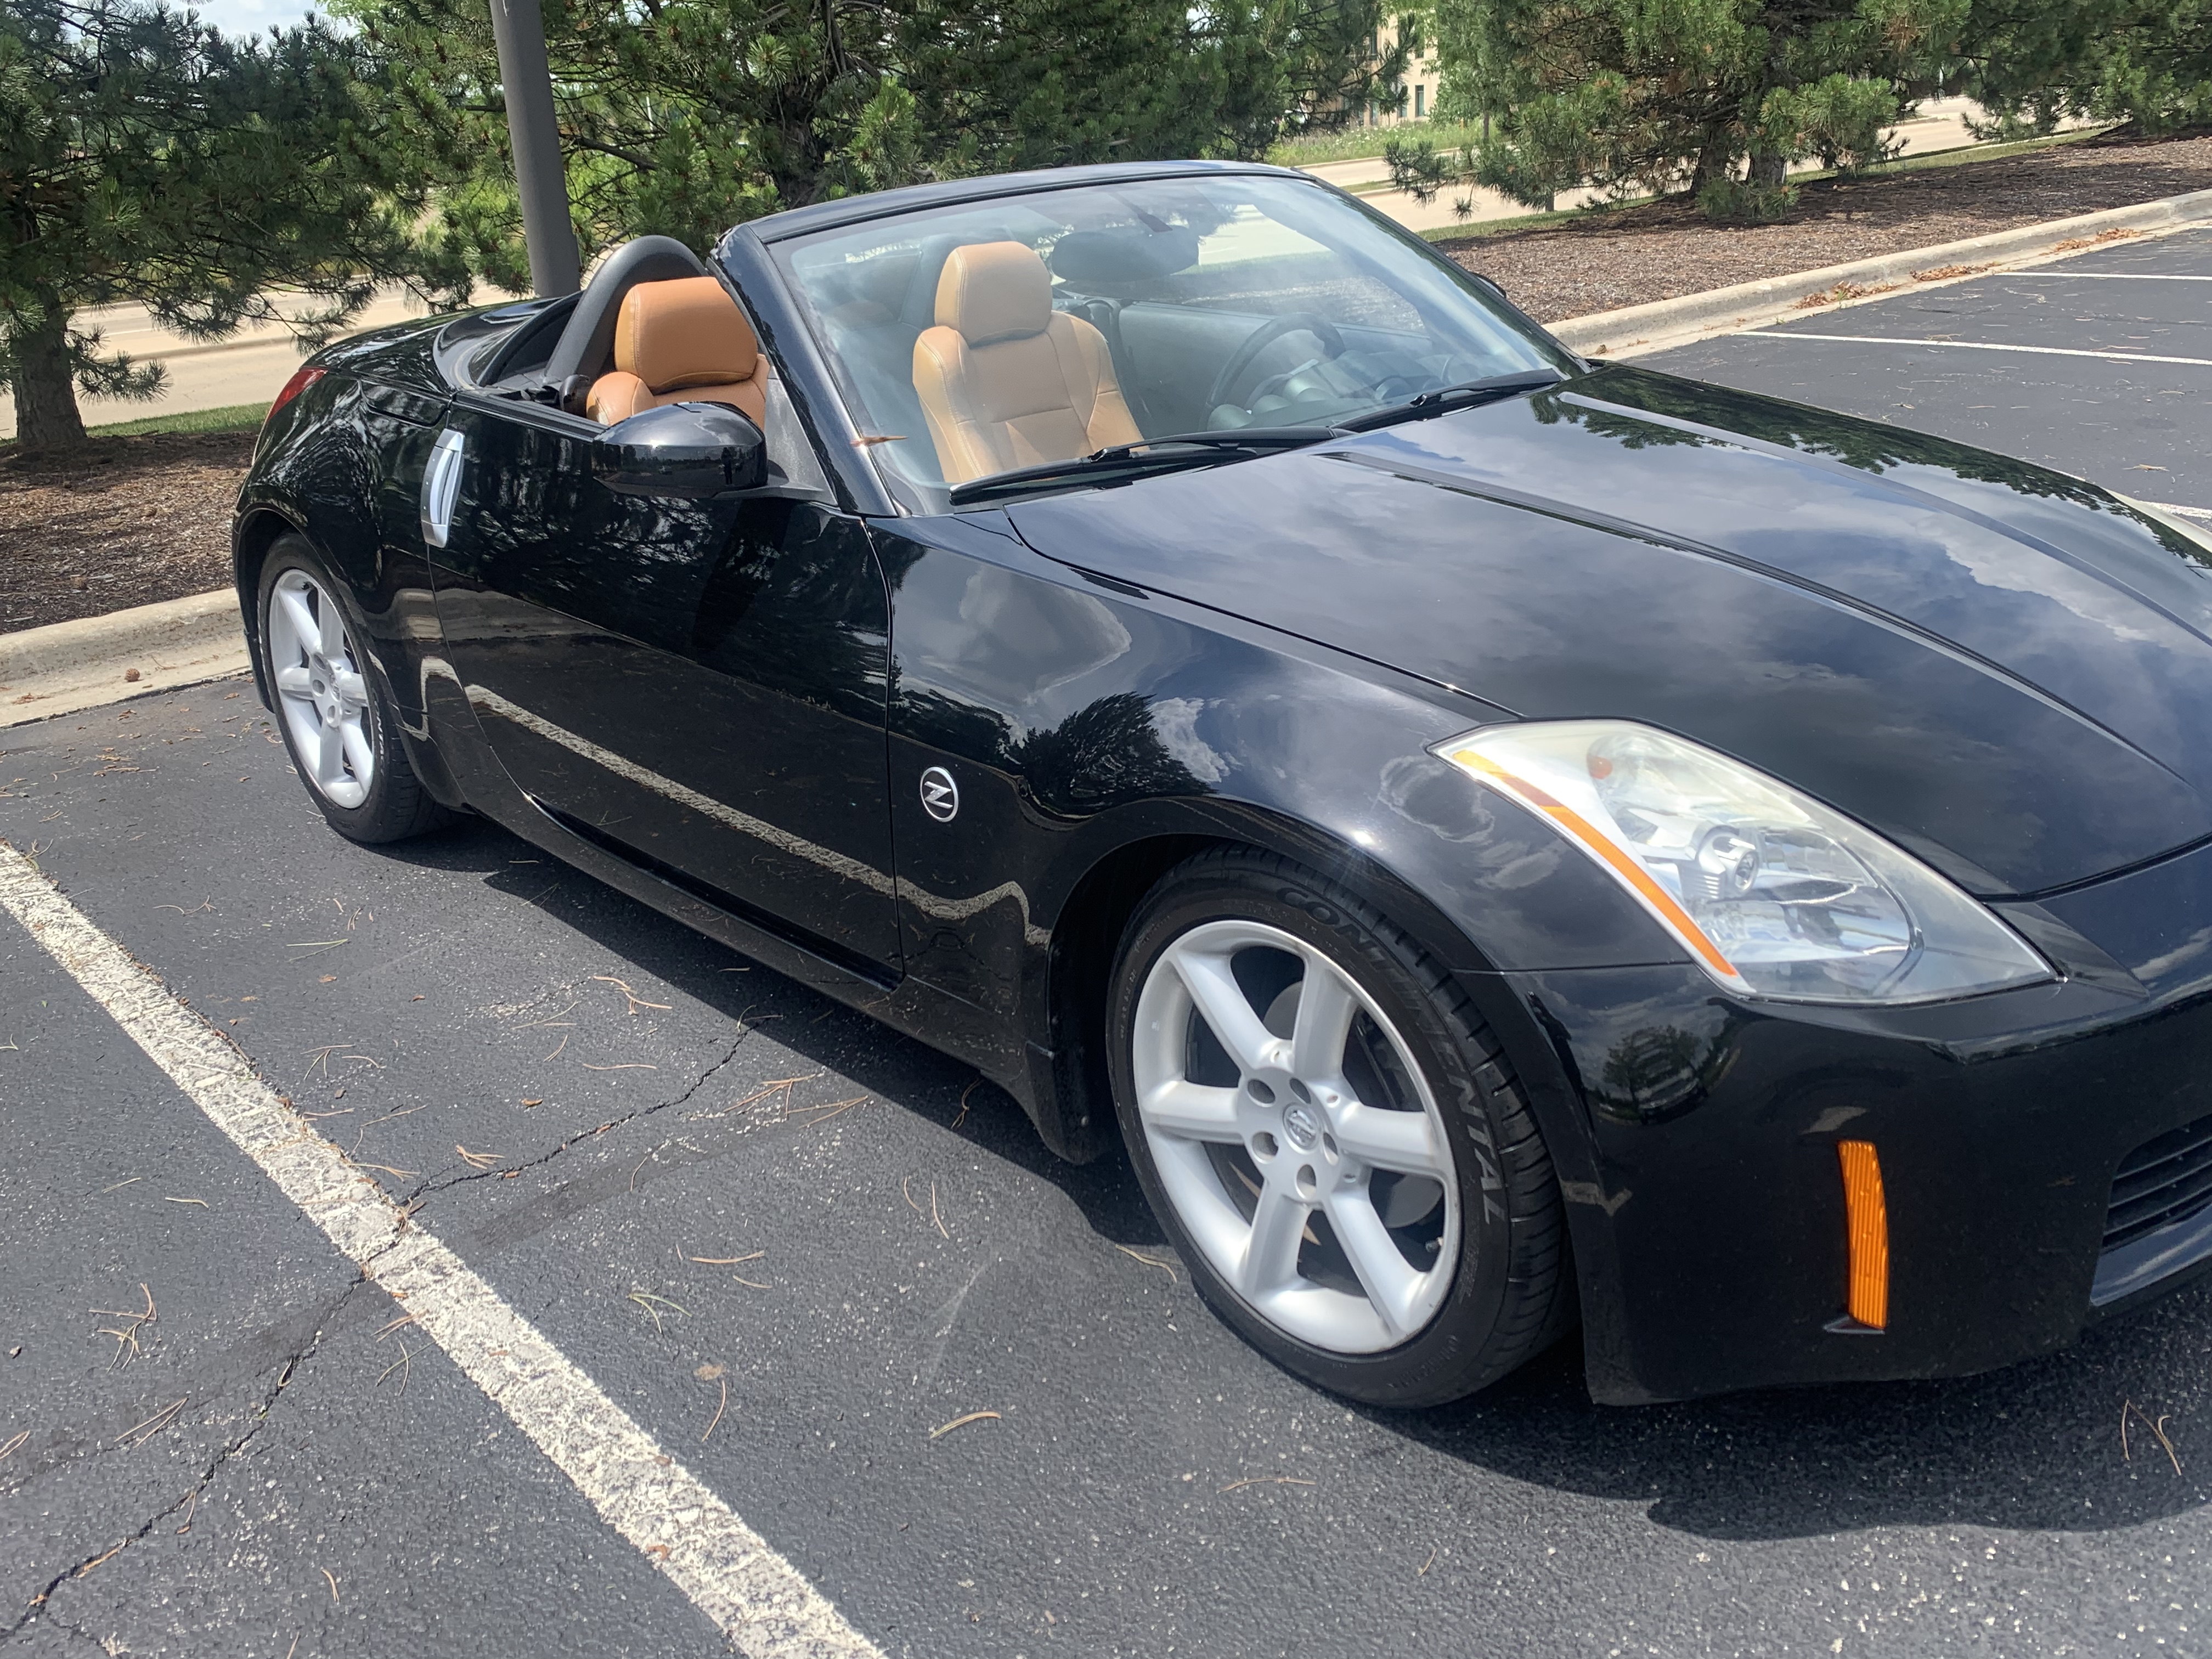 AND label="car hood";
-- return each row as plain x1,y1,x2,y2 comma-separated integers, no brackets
1000,365,2212,897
